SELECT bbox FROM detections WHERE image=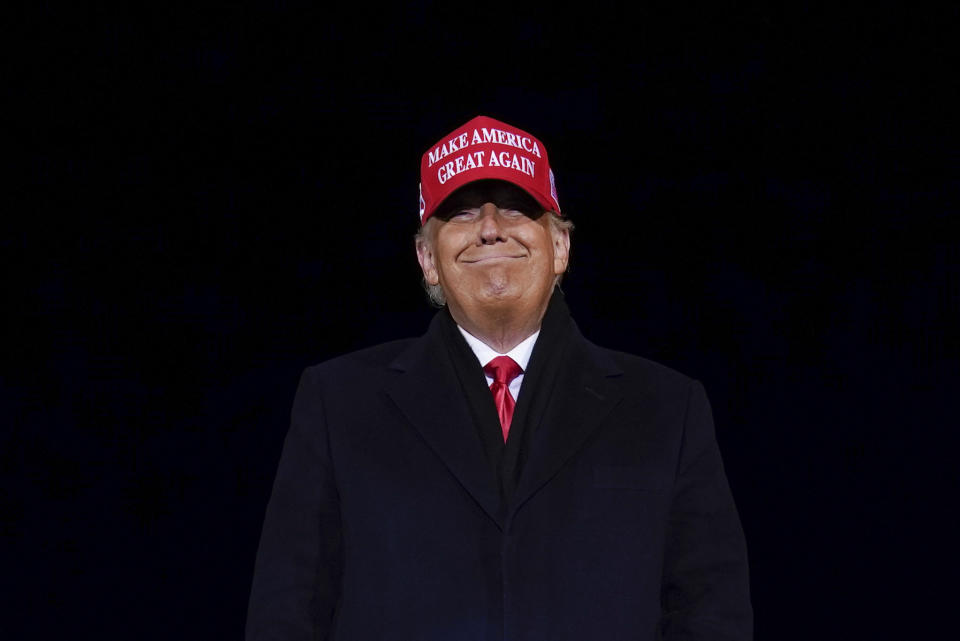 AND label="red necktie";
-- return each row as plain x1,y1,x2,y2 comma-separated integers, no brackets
483,356,523,442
